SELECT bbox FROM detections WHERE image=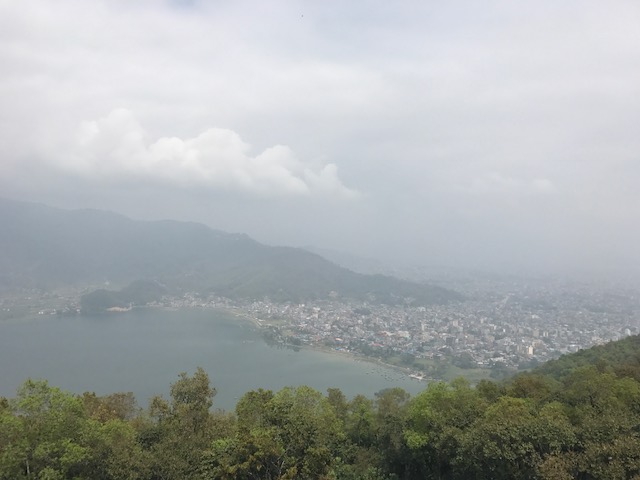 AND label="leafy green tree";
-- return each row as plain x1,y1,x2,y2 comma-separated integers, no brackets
475,379,504,403
82,391,138,422
506,373,558,404
90,419,150,480
404,378,487,478
0,380,150,480
143,367,219,479
327,387,348,423
334,394,384,479
0,375,177,479
345,394,376,447
0,402,24,479
373,388,411,477
1,379,91,479
539,434,640,480
206,386,342,479
455,396,540,479
545,369,640,480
